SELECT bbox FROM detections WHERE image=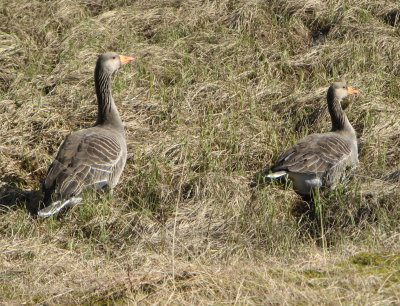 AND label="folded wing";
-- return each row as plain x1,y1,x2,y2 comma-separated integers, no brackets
43,129,124,203
271,133,352,175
